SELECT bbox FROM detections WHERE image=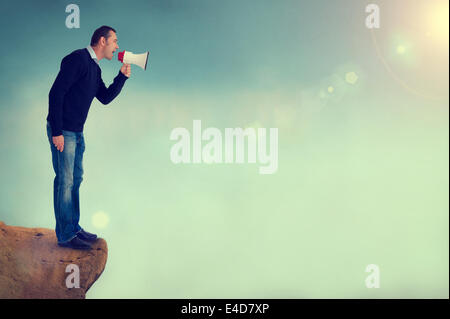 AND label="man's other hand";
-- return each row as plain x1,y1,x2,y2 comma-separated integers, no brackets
52,135,64,152
120,63,131,77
